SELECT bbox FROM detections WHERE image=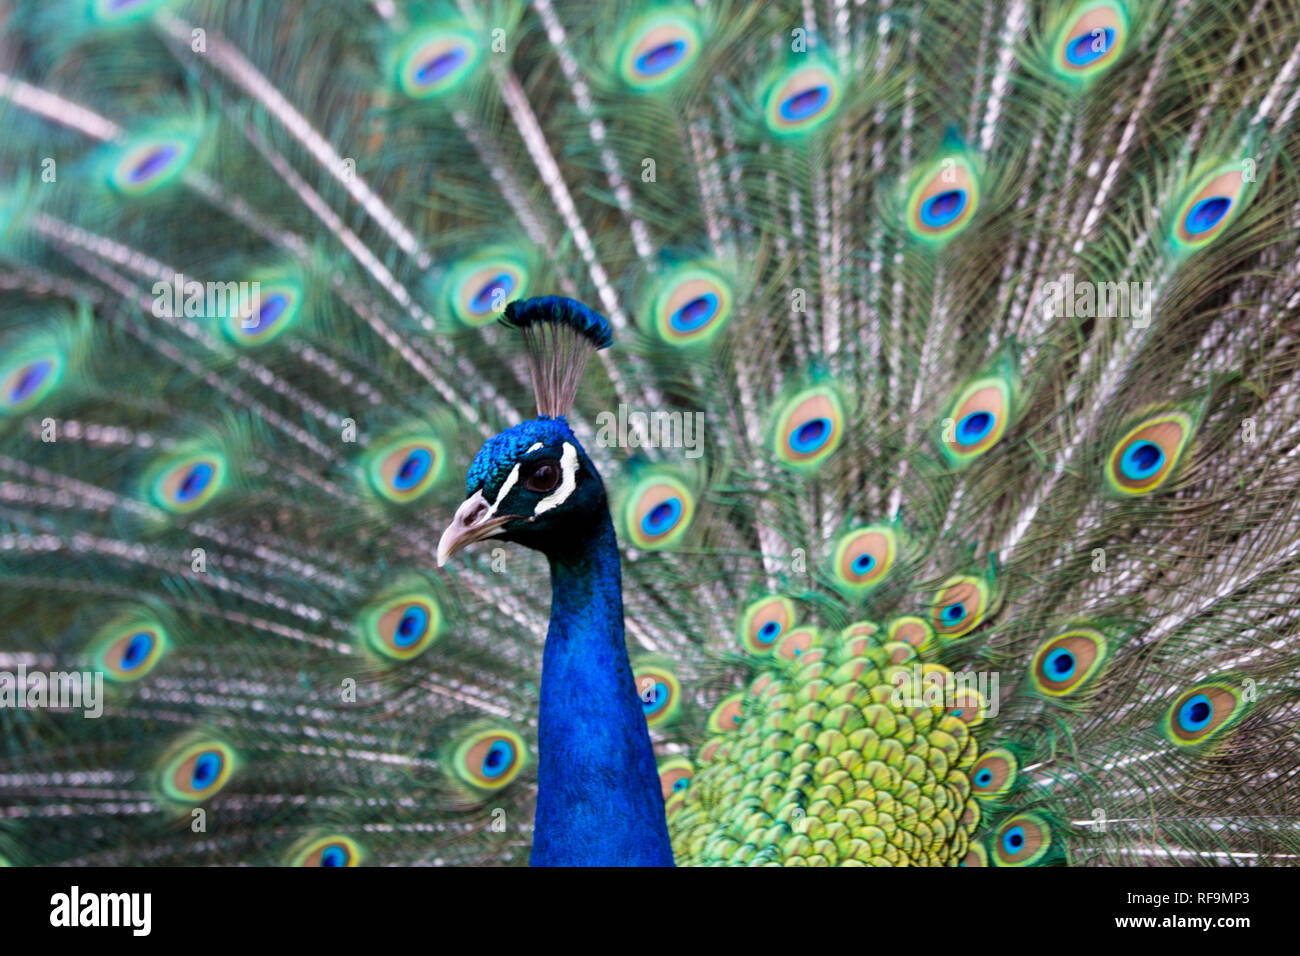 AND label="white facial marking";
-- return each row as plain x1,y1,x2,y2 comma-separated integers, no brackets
525,442,544,454
488,463,521,517
534,442,578,515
